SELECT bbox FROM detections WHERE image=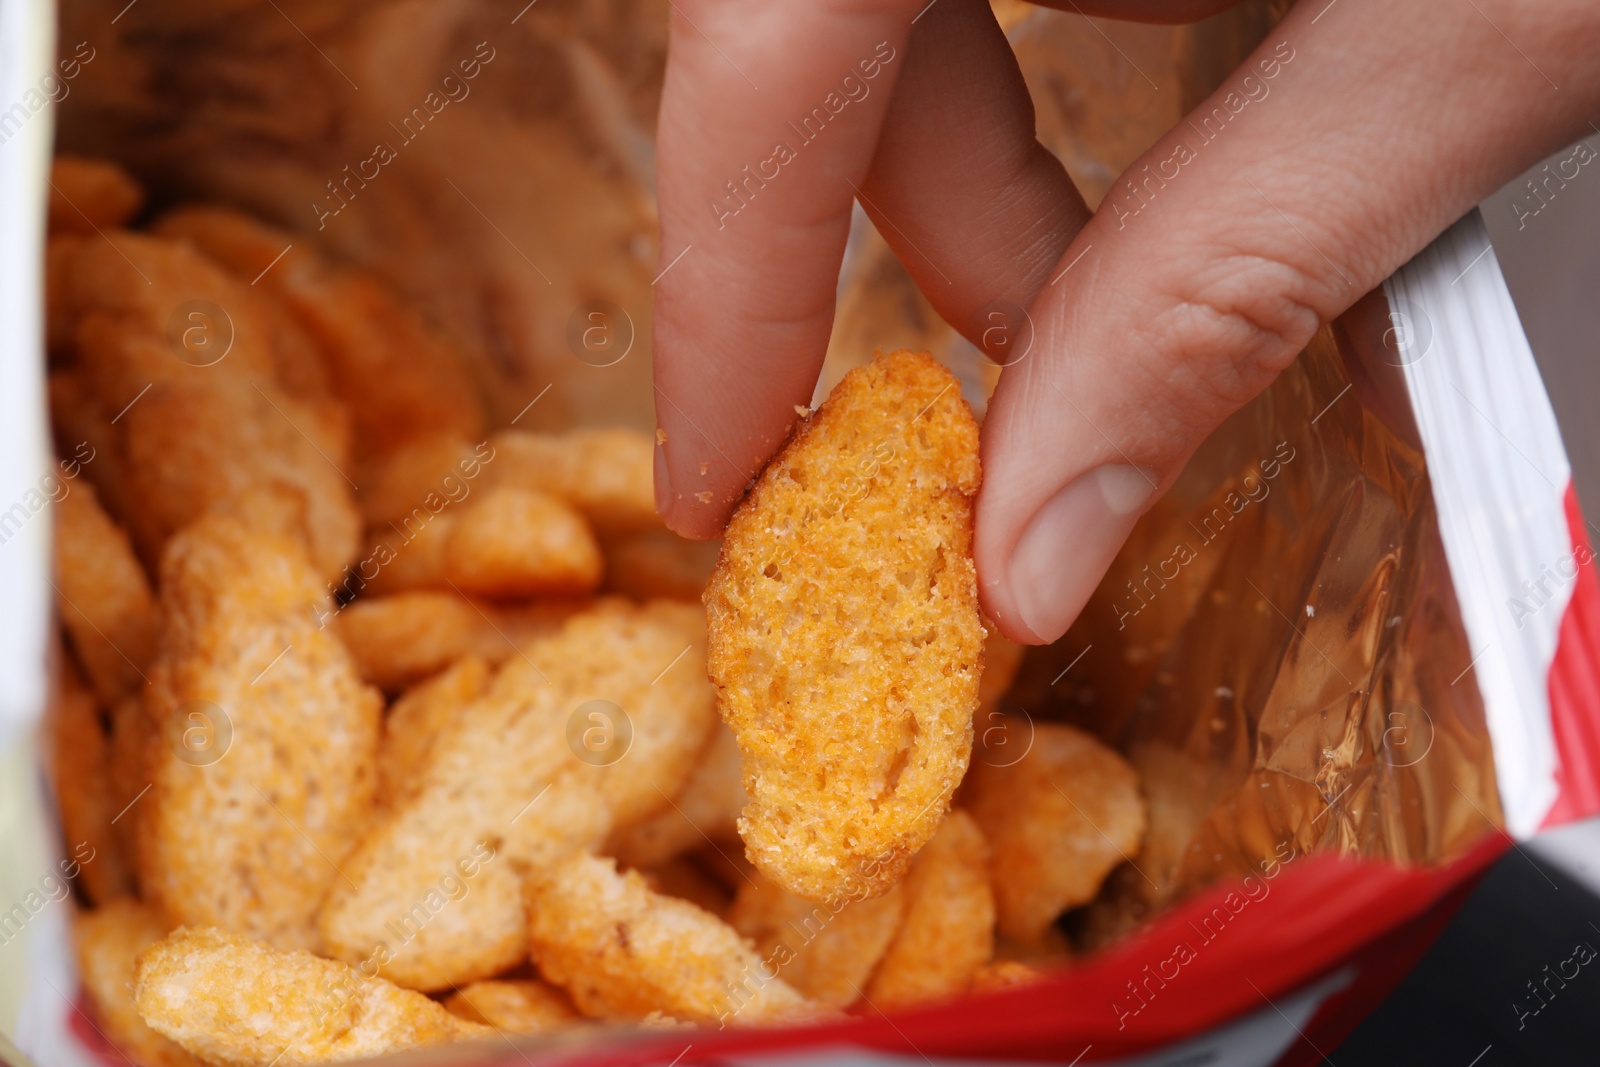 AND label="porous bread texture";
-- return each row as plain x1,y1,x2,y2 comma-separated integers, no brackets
138,503,382,951
133,927,490,1066
525,852,816,1027
967,720,1147,943
318,600,714,991
705,350,983,903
